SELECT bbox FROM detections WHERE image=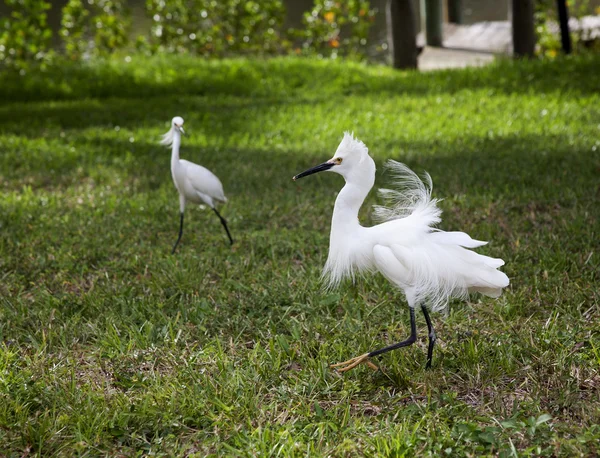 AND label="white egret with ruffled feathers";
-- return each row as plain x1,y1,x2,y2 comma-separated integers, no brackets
161,116,233,254
293,133,509,372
